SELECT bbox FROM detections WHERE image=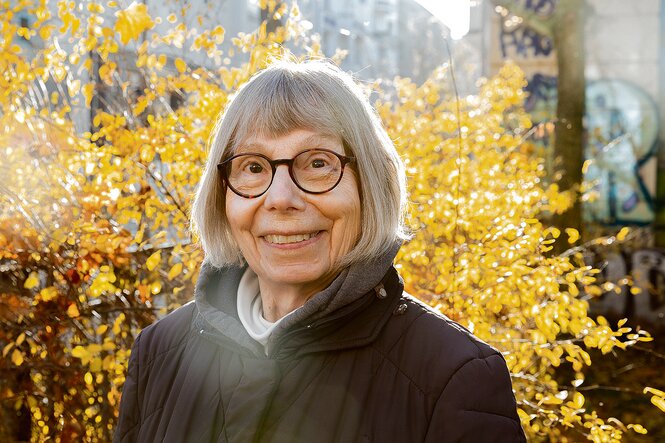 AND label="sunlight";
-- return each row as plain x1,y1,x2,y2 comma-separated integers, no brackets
413,0,470,40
